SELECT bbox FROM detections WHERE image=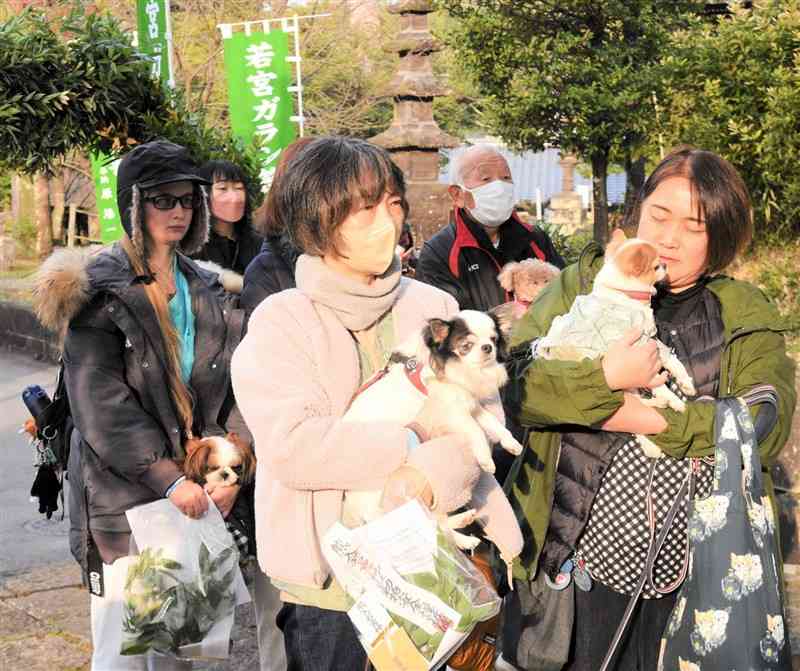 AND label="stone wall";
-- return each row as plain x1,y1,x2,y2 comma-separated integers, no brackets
0,300,60,363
